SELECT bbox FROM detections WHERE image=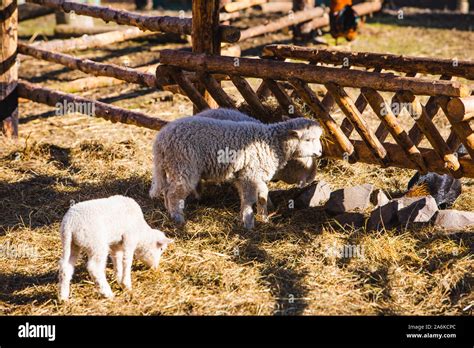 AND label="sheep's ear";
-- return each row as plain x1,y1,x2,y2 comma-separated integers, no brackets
155,231,174,245
281,116,291,121
288,129,303,139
